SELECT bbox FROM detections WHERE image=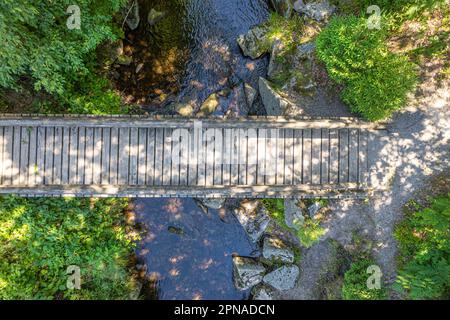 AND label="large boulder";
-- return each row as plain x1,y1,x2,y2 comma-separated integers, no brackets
271,0,296,18
233,256,266,290
262,236,295,263
284,199,305,230
252,285,276,300
233,200,270,243
237,26,270,59
293,0,336,22
244,83,258,109
259,77,293,116
263,265,300,291
200,198,226,210
198,92,220,116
